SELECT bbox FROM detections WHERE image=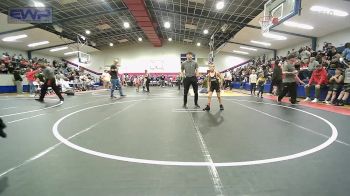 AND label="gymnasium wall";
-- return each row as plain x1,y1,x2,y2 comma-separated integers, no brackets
66,43,249,73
